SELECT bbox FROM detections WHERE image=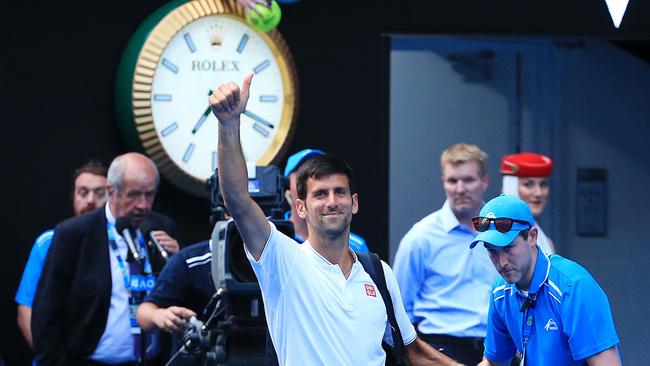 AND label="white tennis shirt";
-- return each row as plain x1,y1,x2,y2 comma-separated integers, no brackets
247,222,416,365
